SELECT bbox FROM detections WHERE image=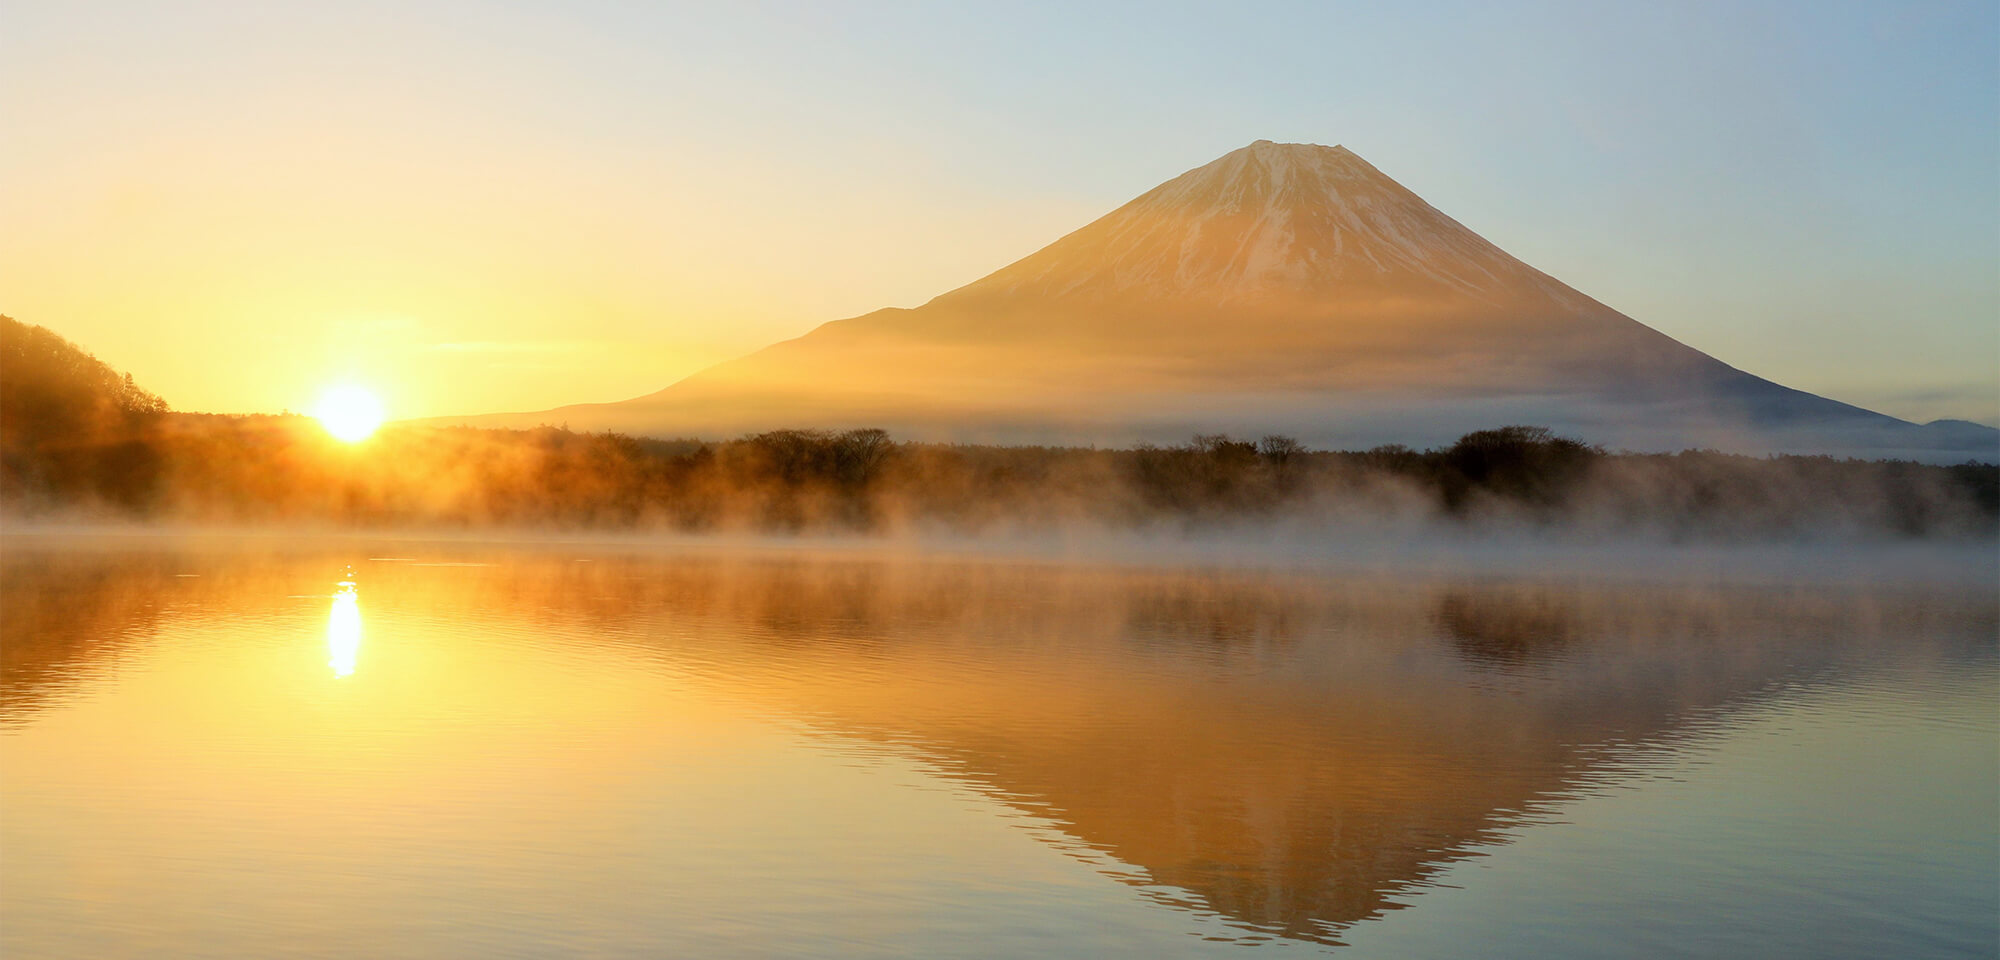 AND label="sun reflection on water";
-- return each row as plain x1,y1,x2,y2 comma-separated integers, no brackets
327,580,361,678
